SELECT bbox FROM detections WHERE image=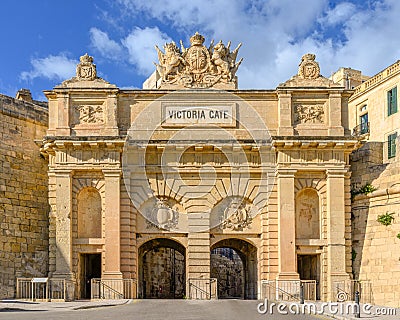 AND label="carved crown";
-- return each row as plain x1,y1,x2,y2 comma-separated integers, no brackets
80,53,94,63
301,53,316,62
164,41,179,52
190,32,205,46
